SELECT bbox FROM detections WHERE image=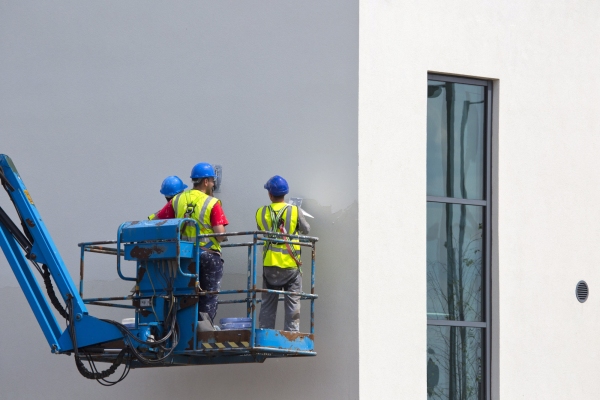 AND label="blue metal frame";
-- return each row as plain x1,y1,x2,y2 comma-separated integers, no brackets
78,227,319,364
